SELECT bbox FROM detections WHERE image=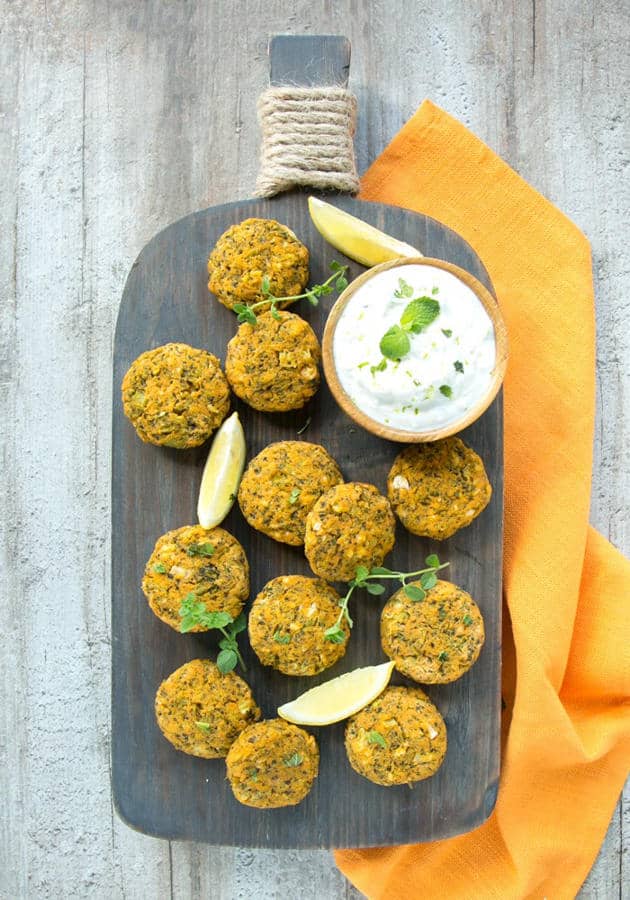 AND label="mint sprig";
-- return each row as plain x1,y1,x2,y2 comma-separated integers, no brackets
323,554,450,643
178,593,246,673
377,295,441,364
